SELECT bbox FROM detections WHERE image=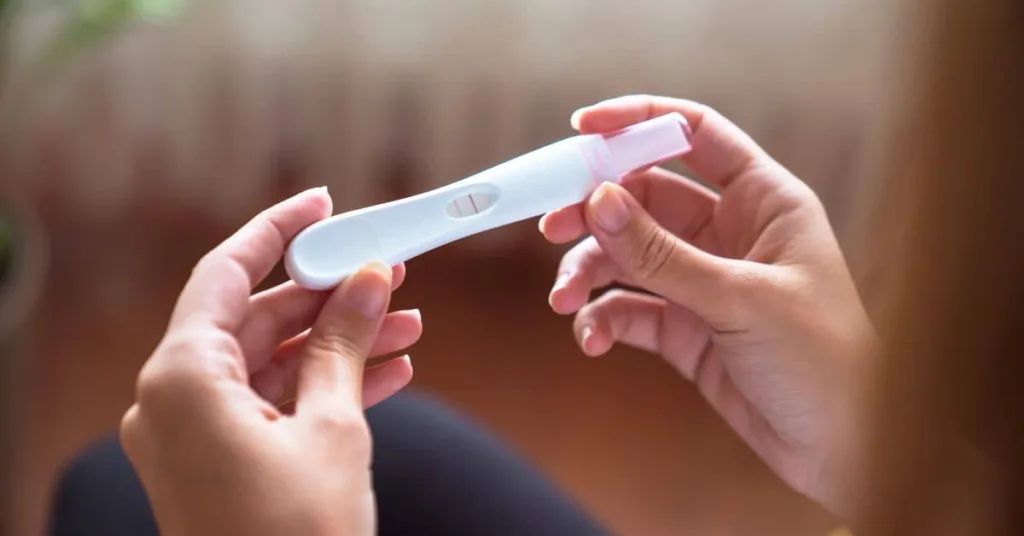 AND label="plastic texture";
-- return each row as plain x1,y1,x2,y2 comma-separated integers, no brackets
285,112,693,290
